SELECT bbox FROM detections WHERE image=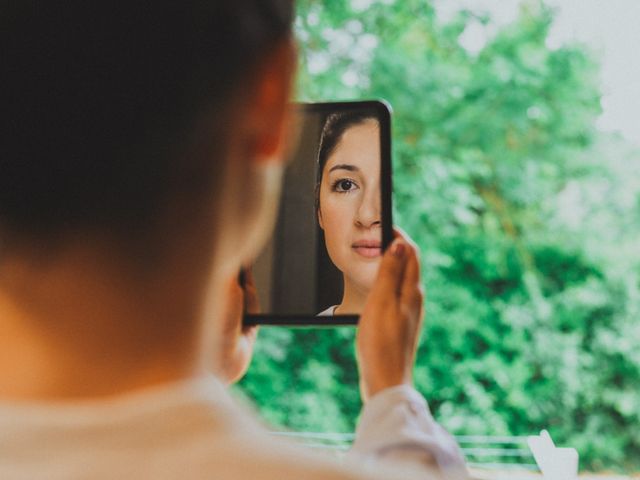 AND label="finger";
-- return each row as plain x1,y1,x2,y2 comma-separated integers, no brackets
220,277,243,335
393,226,420,254
241,323,259,339
391,230,424,320
371,237,408,297
400,243,422,307
243,266,257,288
242,266,261,314
400,242,420,293
225,276,243,308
